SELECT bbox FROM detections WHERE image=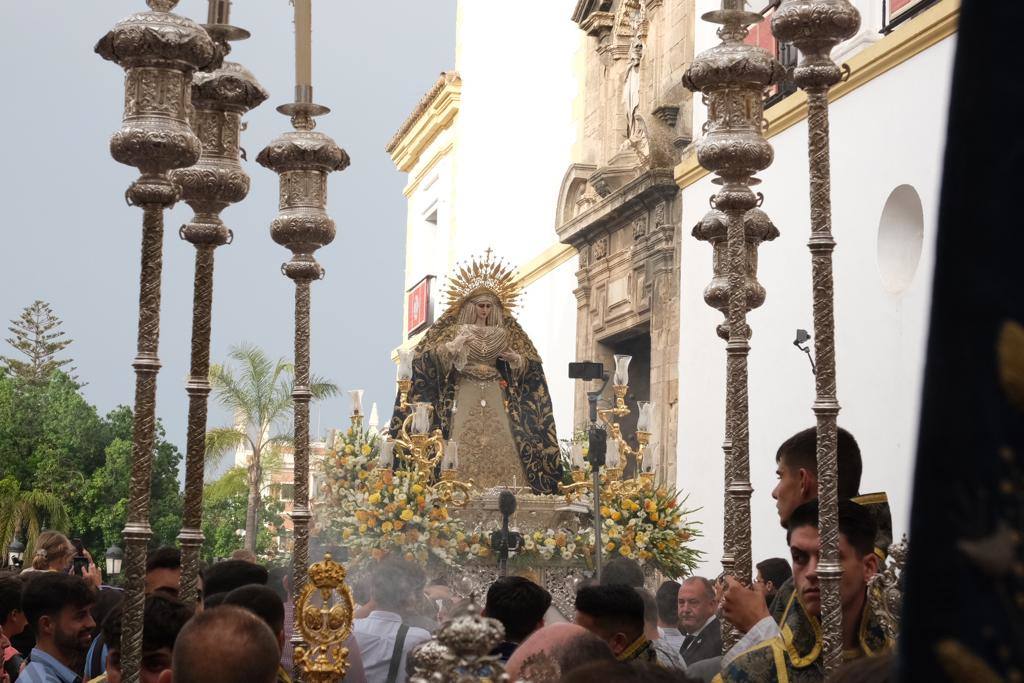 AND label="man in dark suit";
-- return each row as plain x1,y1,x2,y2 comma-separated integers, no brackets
677,576,721,666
